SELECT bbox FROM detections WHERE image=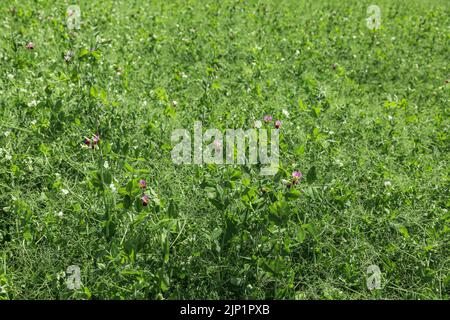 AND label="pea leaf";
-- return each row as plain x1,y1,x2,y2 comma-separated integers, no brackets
306,166,317,183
